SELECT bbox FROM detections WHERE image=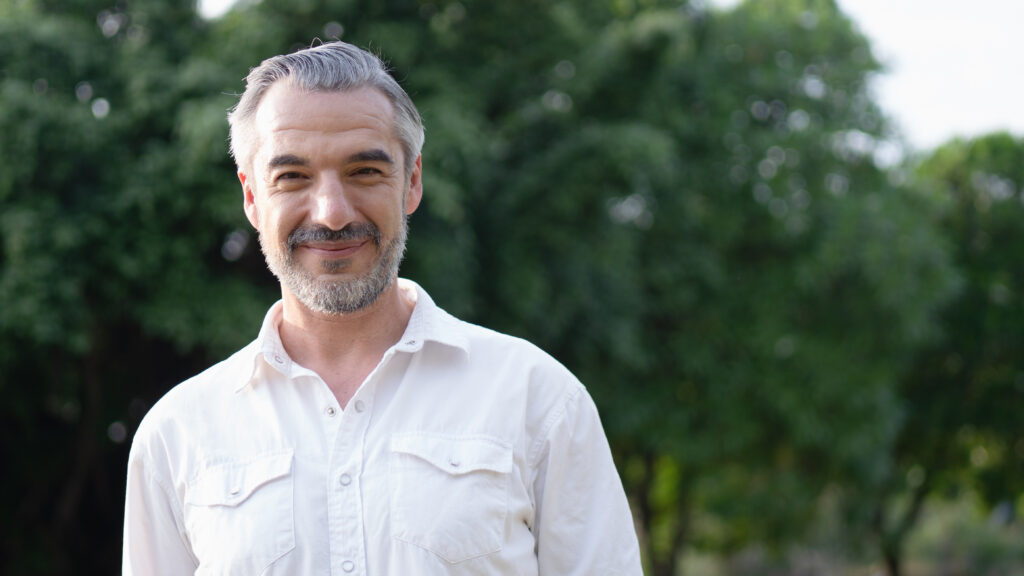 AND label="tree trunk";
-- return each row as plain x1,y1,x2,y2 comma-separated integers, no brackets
52,330,105,575
667,479,691,576
634,451,659,575
875,477,931,576
883,541,902,576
